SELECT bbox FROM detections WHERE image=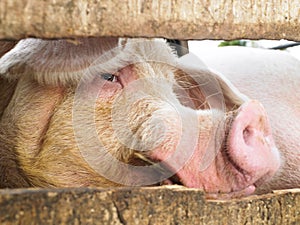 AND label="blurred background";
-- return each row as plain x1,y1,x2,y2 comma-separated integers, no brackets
189,40,300,60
